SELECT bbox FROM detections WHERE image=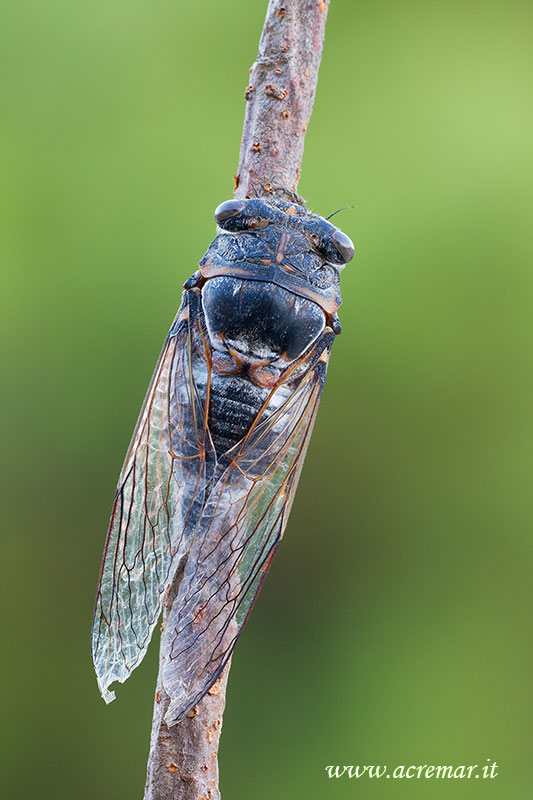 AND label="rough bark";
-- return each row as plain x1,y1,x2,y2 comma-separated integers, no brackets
143,565,229,800
144,642,230,800
144,2,329,797
235,0,330,204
